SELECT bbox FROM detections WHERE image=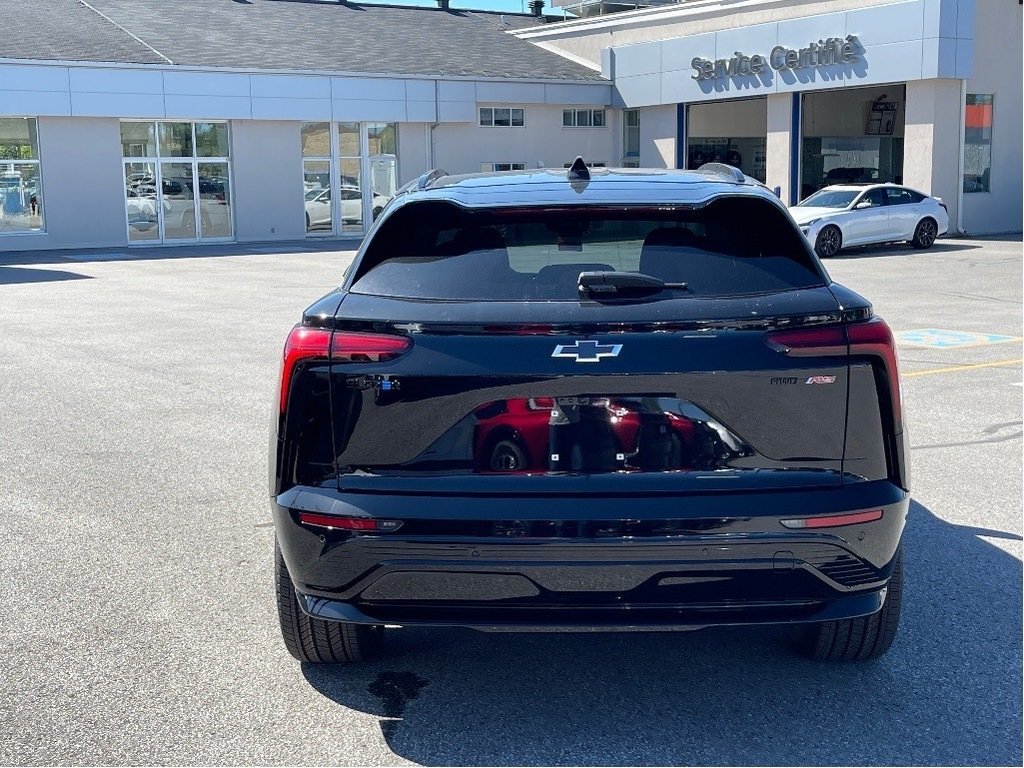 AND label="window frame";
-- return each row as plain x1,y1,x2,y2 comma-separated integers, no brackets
120,119,233,244
562,108,607,128
302,122,334,237
479,106,525,128
622,109,641,167
480,162,527,172
963,93,994,194
0,117,45,236
301,121,400,238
